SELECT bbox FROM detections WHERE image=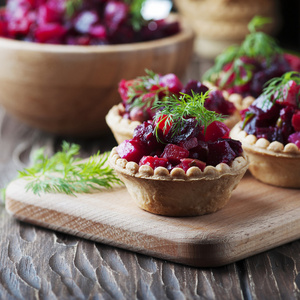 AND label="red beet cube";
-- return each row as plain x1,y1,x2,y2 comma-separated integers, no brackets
35,23,66,43
176,158,206,172
178,137,198,150
159,73,183,94
206,140,236,166
139,156,168,169
275,80,300,107
161,144,189,164
117,139,147,163
205,121,230,142
156,114,172,135
292,110,300,132
284,53,300,72
288,132,300,149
